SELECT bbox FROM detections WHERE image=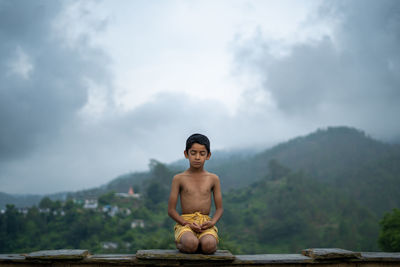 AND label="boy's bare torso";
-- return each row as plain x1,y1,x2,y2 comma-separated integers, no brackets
175,170,217,215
